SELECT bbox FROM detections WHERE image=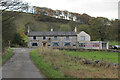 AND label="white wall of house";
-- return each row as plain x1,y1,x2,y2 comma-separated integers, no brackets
77,31,90,42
